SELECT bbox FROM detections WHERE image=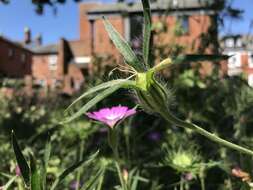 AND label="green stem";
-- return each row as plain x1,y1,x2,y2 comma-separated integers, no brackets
180,176,184,190
108,129,128,190
200,176,205,190
159,110,253,156
97,171,105,190
76,140,85,190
